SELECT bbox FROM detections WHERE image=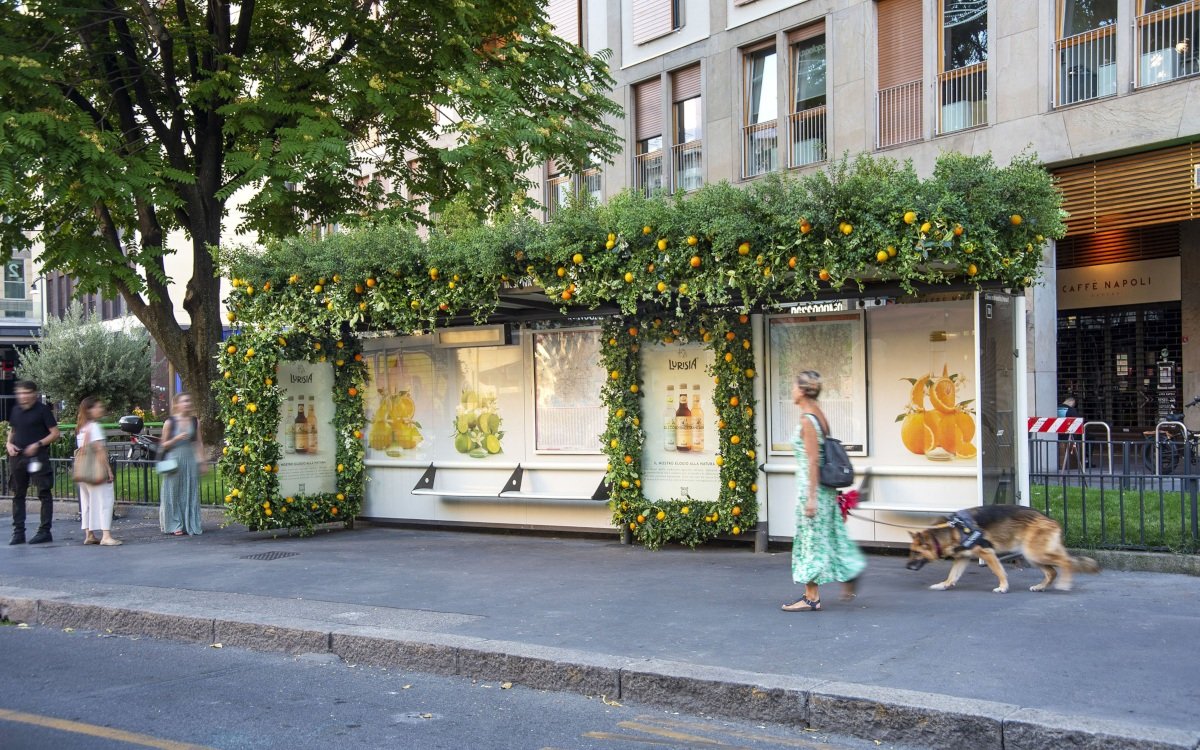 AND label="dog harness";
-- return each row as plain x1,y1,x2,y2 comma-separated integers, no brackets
947,511,992,552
